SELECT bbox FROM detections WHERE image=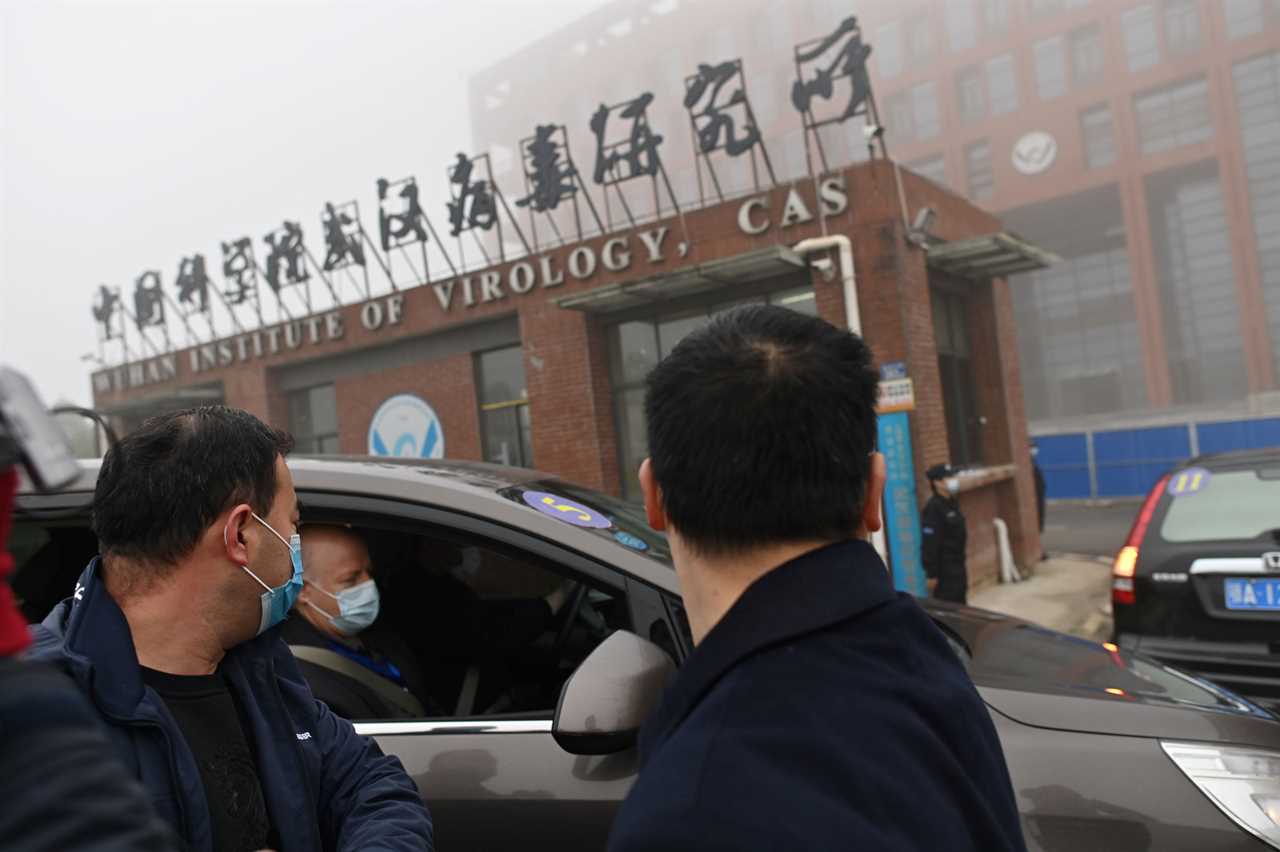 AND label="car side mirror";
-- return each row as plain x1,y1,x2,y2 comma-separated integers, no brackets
552,630,675,755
